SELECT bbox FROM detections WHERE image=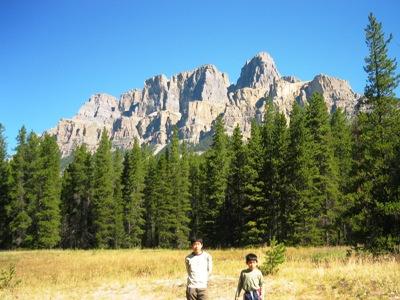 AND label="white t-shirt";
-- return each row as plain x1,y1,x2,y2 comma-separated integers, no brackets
185,251,212,288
